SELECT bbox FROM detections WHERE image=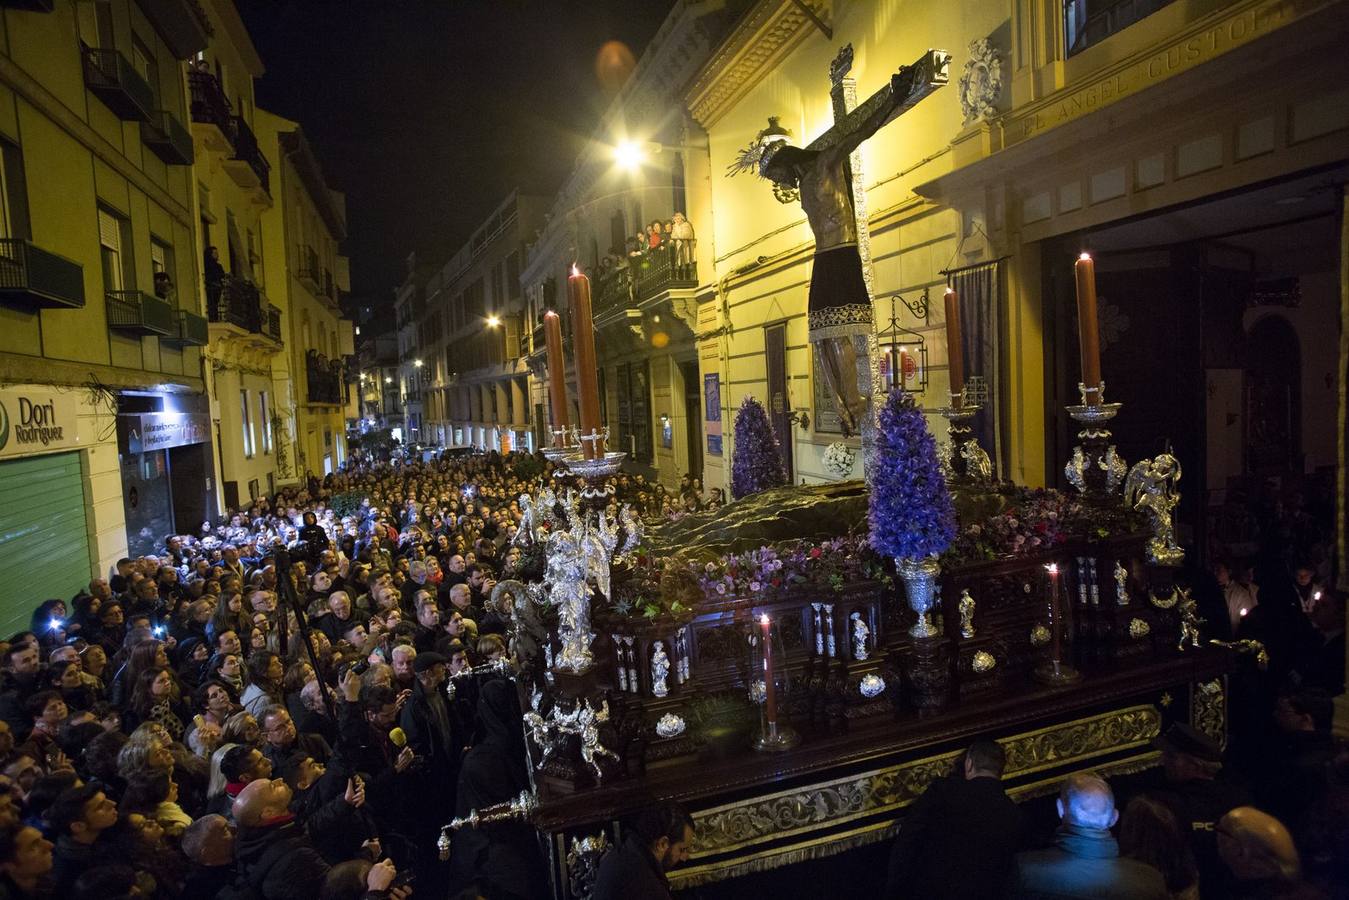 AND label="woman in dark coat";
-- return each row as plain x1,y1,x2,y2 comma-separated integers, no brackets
450,678,547,899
